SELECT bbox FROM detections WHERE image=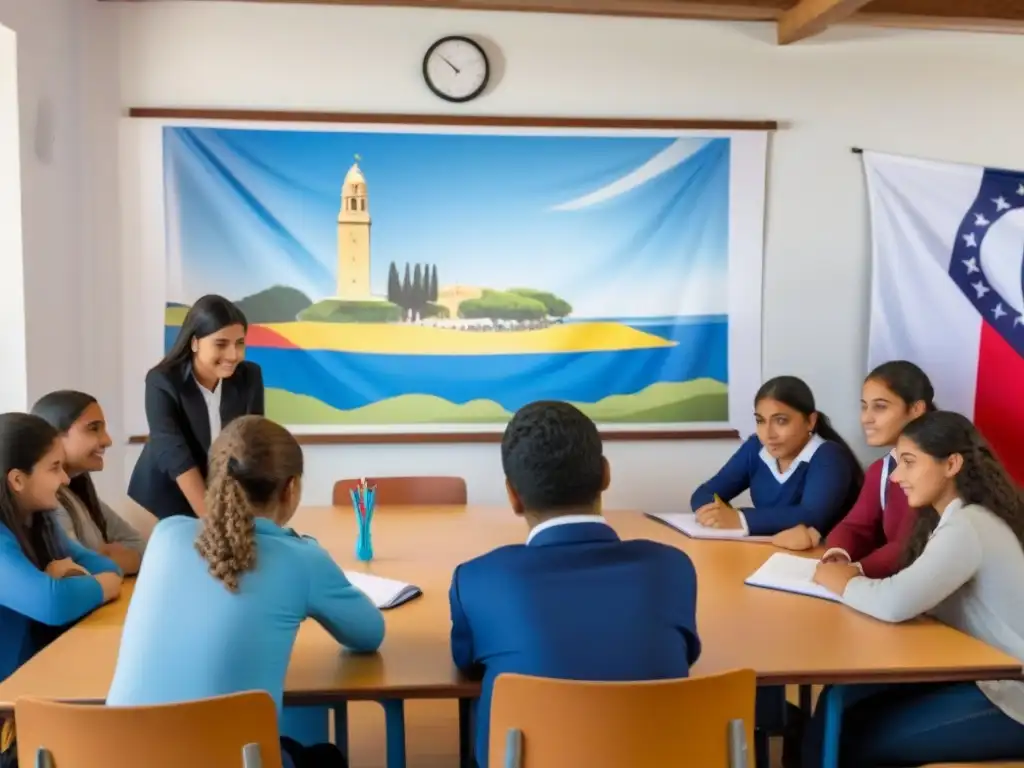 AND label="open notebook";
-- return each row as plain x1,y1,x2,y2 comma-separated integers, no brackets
744,553,840,603
344,571,422,610
644,512,771,542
